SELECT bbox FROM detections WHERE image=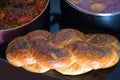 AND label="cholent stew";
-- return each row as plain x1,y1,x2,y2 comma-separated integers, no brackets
0,0,47,30
69,0,120,13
